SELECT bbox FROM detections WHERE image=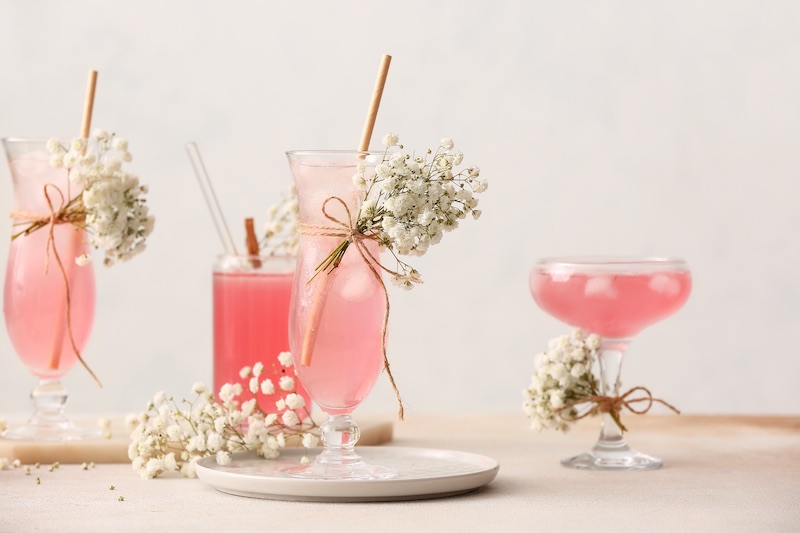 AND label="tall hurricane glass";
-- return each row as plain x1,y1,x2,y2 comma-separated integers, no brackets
283,150,394,480
530,256,691,470
2,138,99,441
